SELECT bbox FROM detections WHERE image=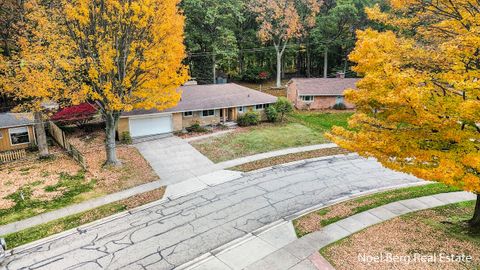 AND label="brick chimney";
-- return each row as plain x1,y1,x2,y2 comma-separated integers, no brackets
336,72,346,79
